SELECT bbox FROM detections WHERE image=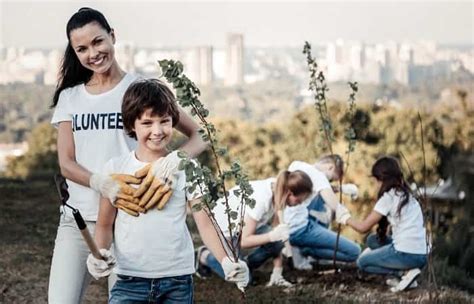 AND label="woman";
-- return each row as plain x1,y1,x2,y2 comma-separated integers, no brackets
49,8,206,303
